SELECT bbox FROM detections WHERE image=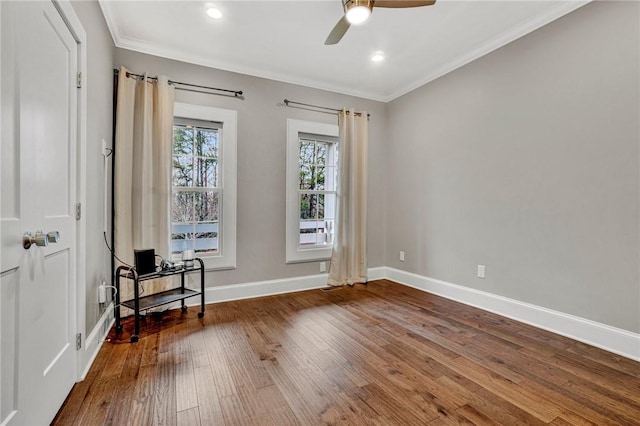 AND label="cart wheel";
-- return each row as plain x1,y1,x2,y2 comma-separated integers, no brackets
116,325,122,333
130,335,139,343
198,312,204,318
181,306,188,313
